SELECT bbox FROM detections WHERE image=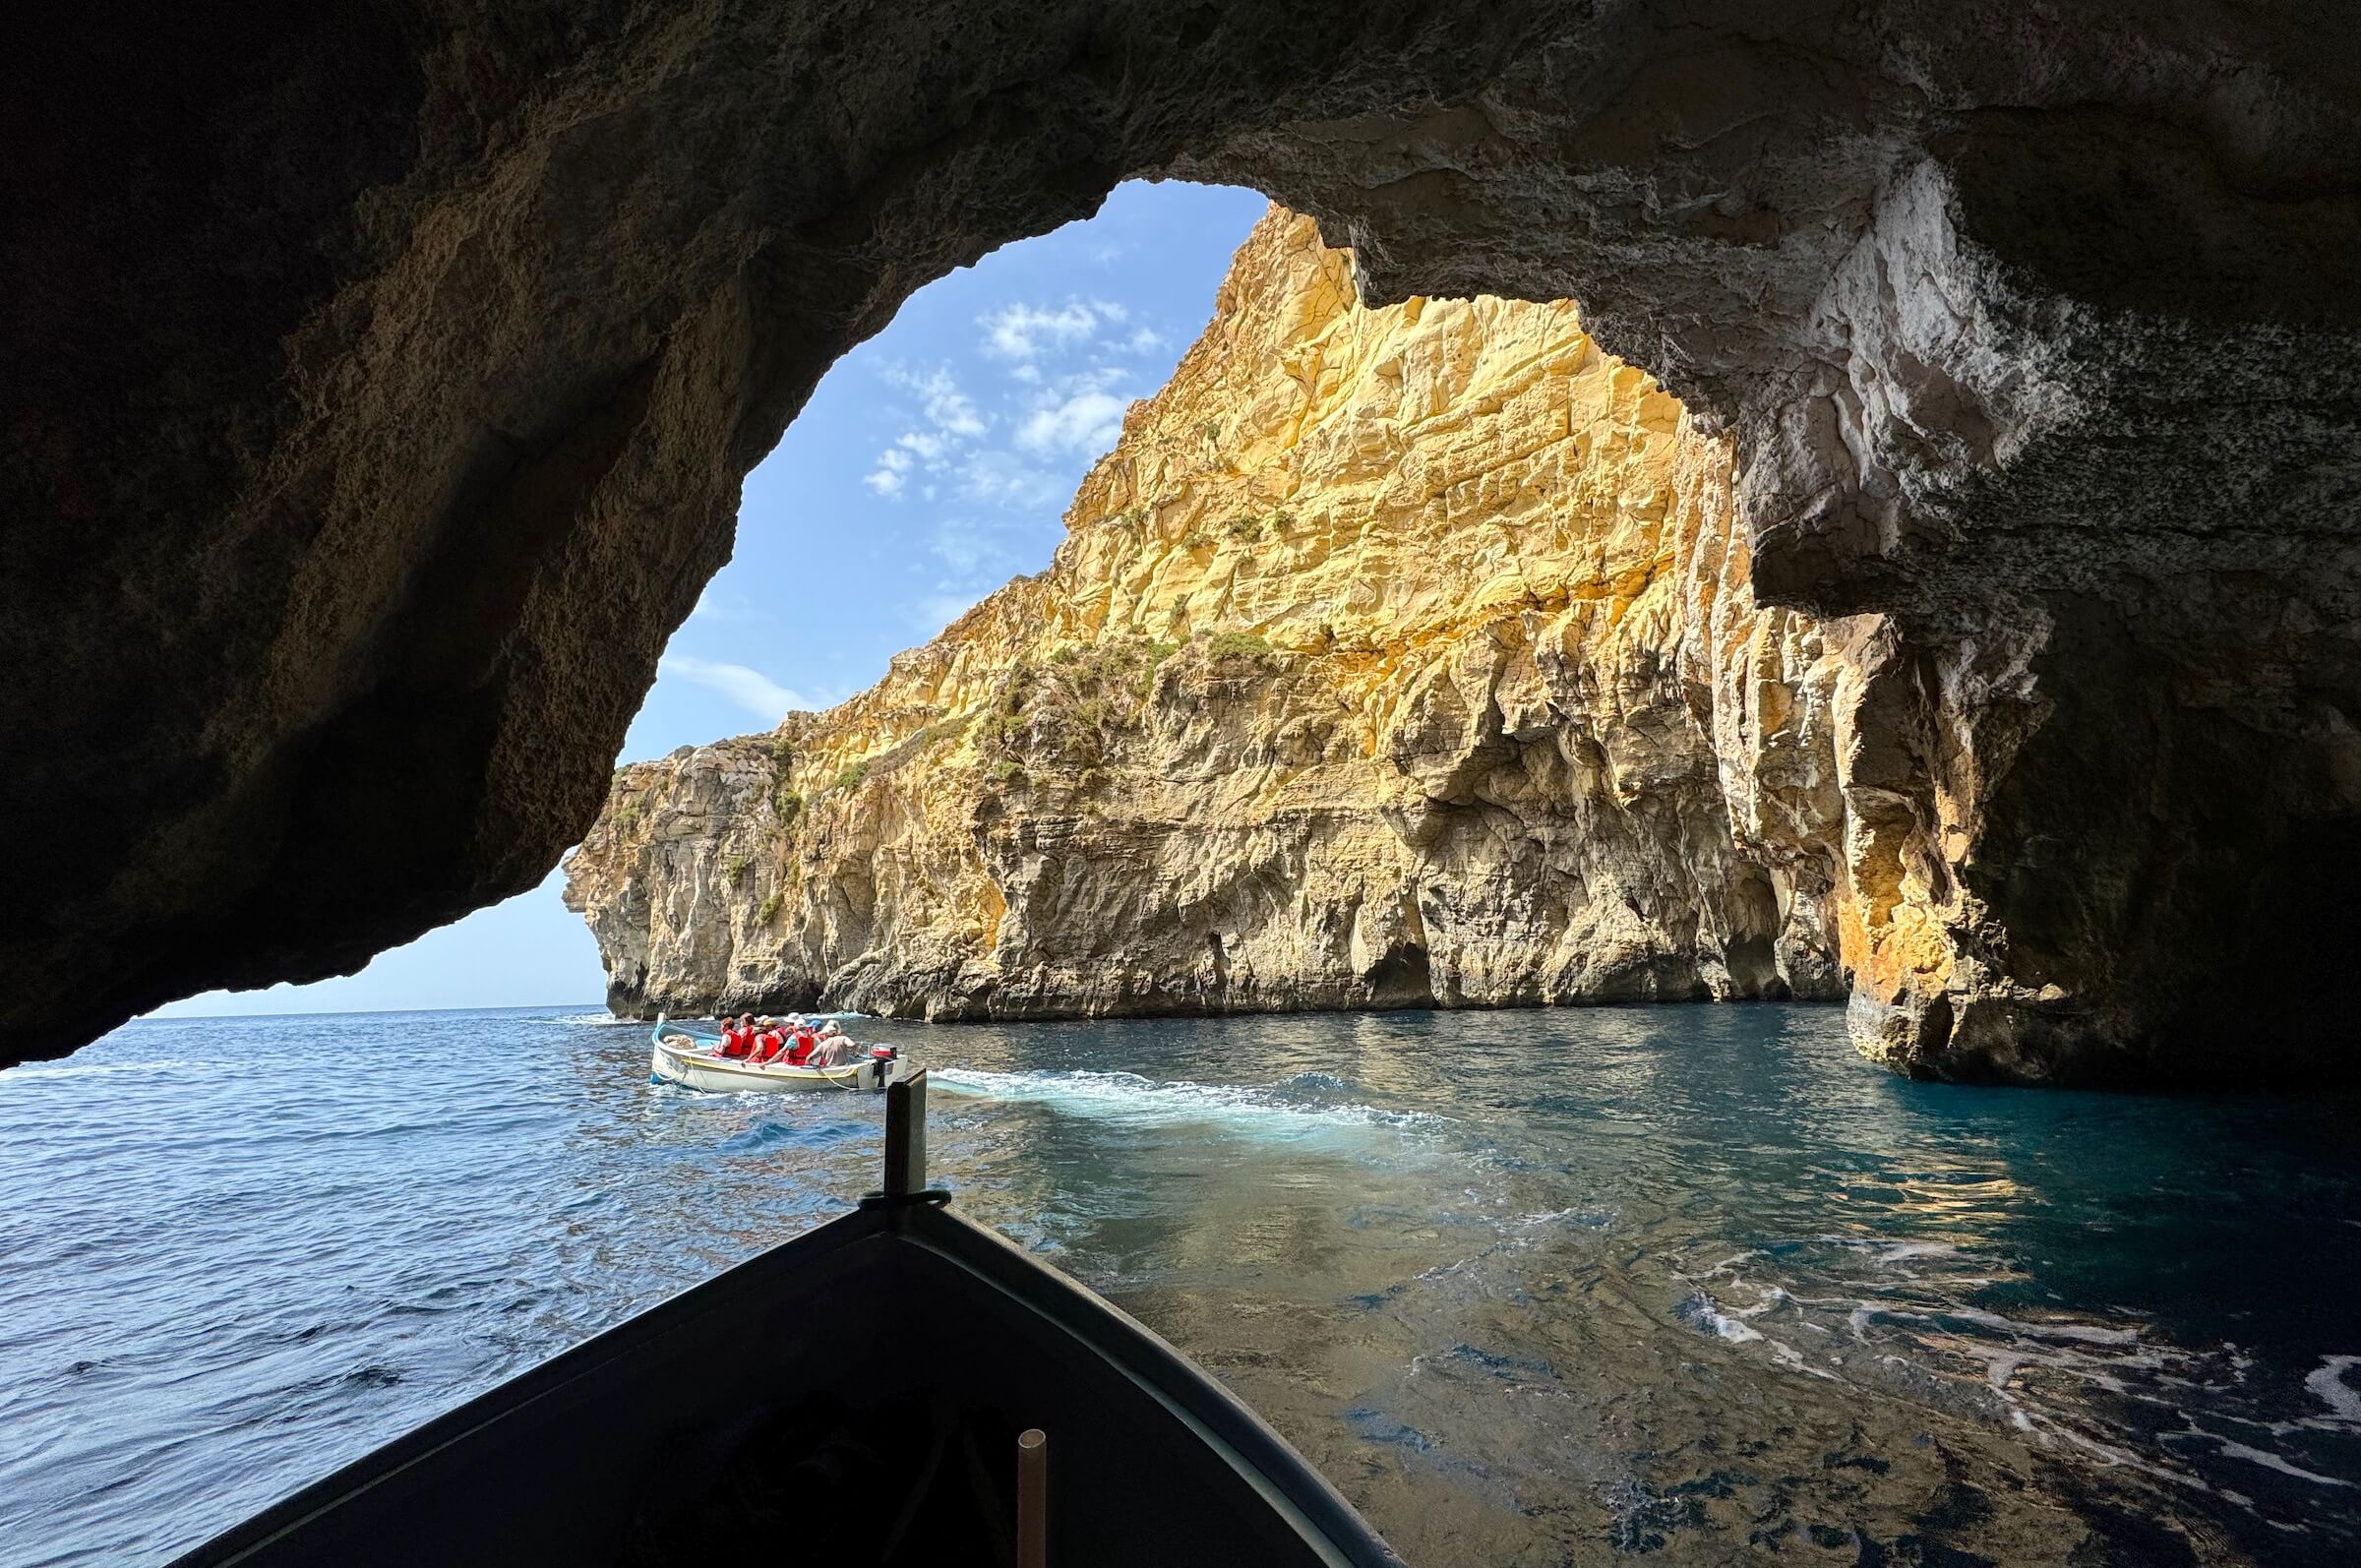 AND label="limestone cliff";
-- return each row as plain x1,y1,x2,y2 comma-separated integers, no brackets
565,211,1869,1023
